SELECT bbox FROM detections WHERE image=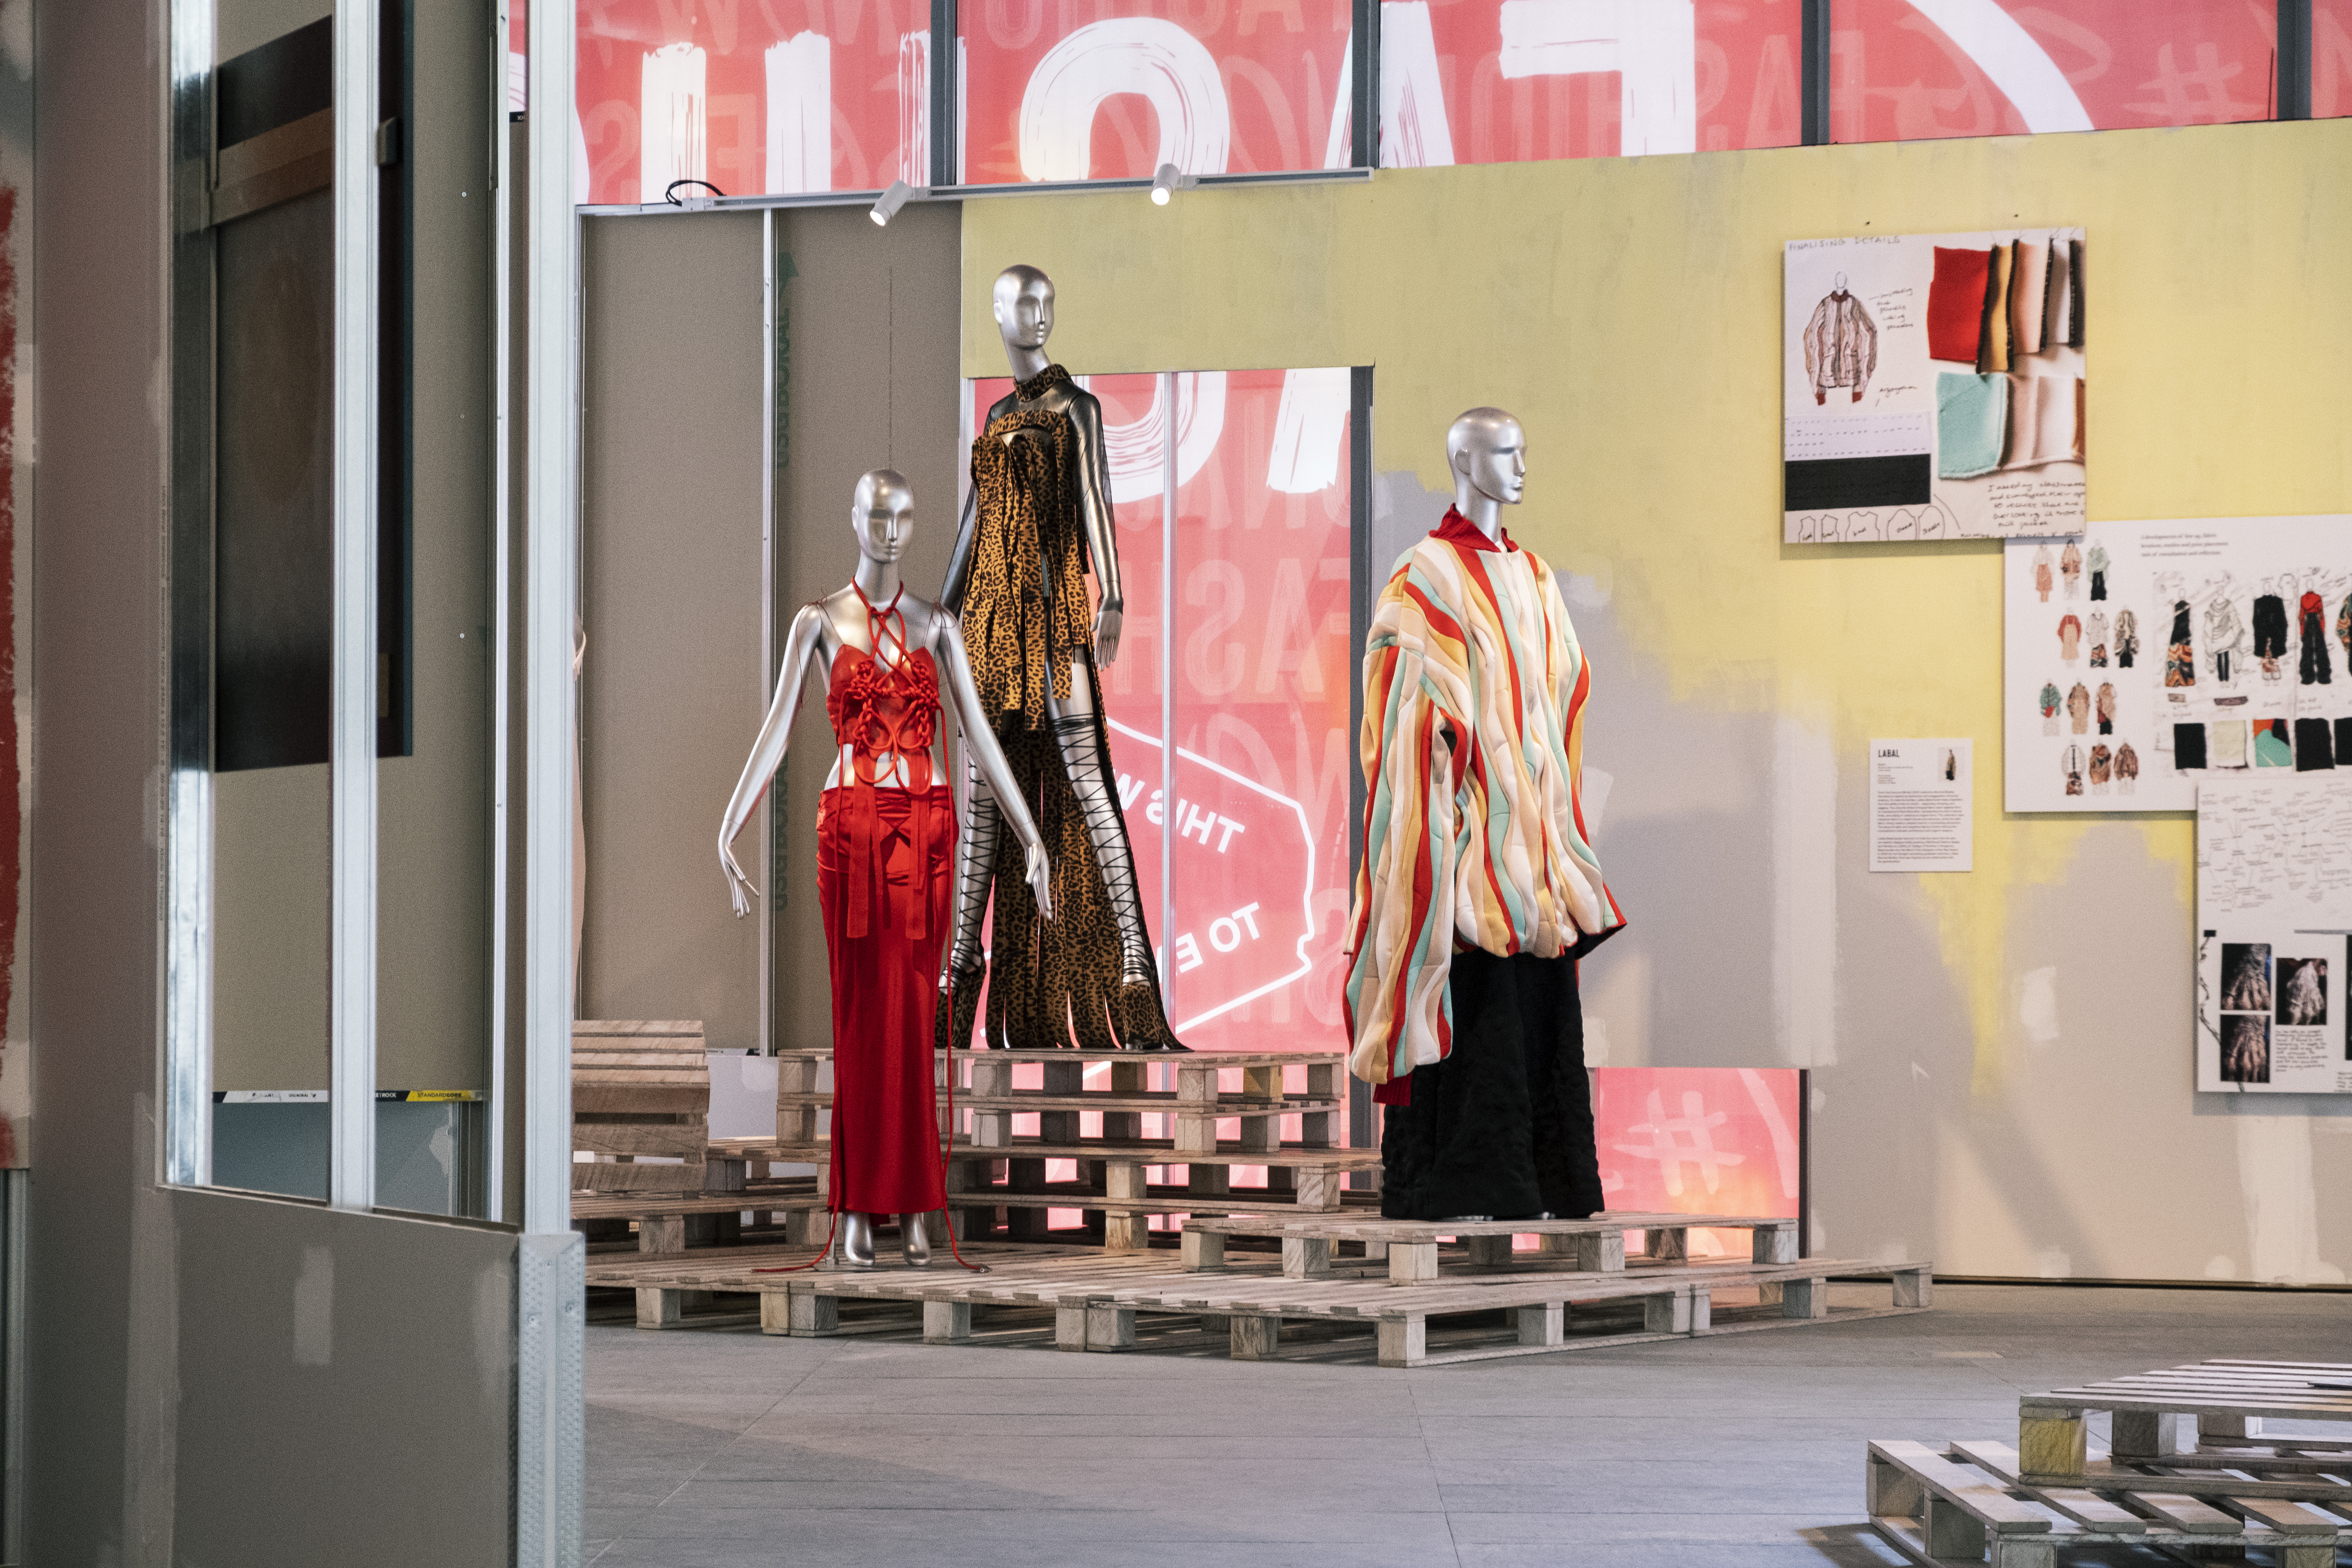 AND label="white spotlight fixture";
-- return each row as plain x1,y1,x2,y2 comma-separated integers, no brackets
1150,163,1197,206
870,179,918,226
